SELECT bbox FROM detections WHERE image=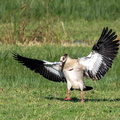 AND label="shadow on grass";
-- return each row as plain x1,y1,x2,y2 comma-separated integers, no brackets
85,98,120,102
45,96,120,102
